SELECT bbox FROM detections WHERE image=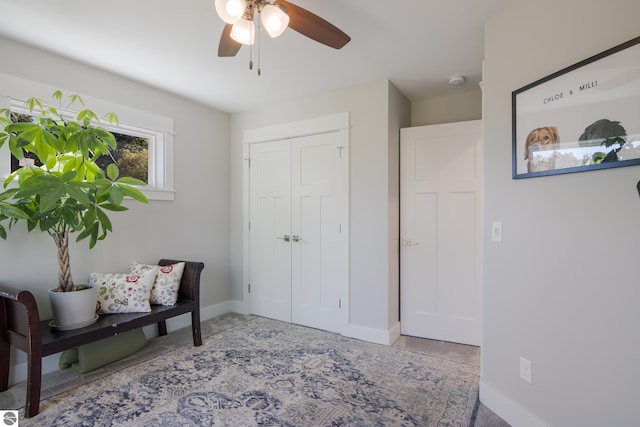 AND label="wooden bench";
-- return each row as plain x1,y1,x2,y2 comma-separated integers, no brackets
0,258,204,418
